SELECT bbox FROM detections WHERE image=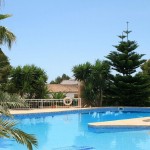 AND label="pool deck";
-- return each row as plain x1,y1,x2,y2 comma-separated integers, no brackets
88,117,150,128
9,108,85,115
